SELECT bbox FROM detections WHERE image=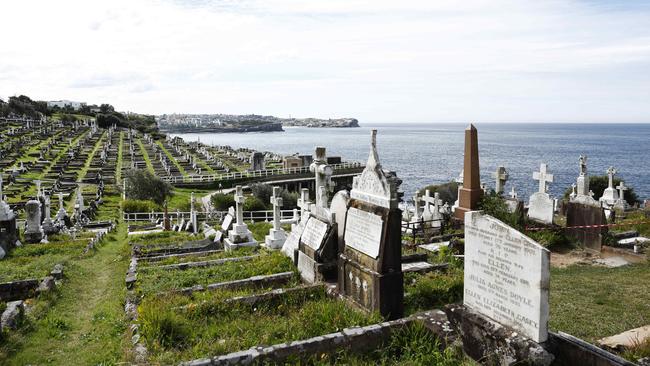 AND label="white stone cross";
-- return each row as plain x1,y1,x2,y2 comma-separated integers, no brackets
270,186,283,230
297,188,311,215
606,166,617,189
533,163,554,194
509,186,518,200
492,166,509,194
616,181,628,201
234,185,245,225
413,190,423,220
422,189,442,214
